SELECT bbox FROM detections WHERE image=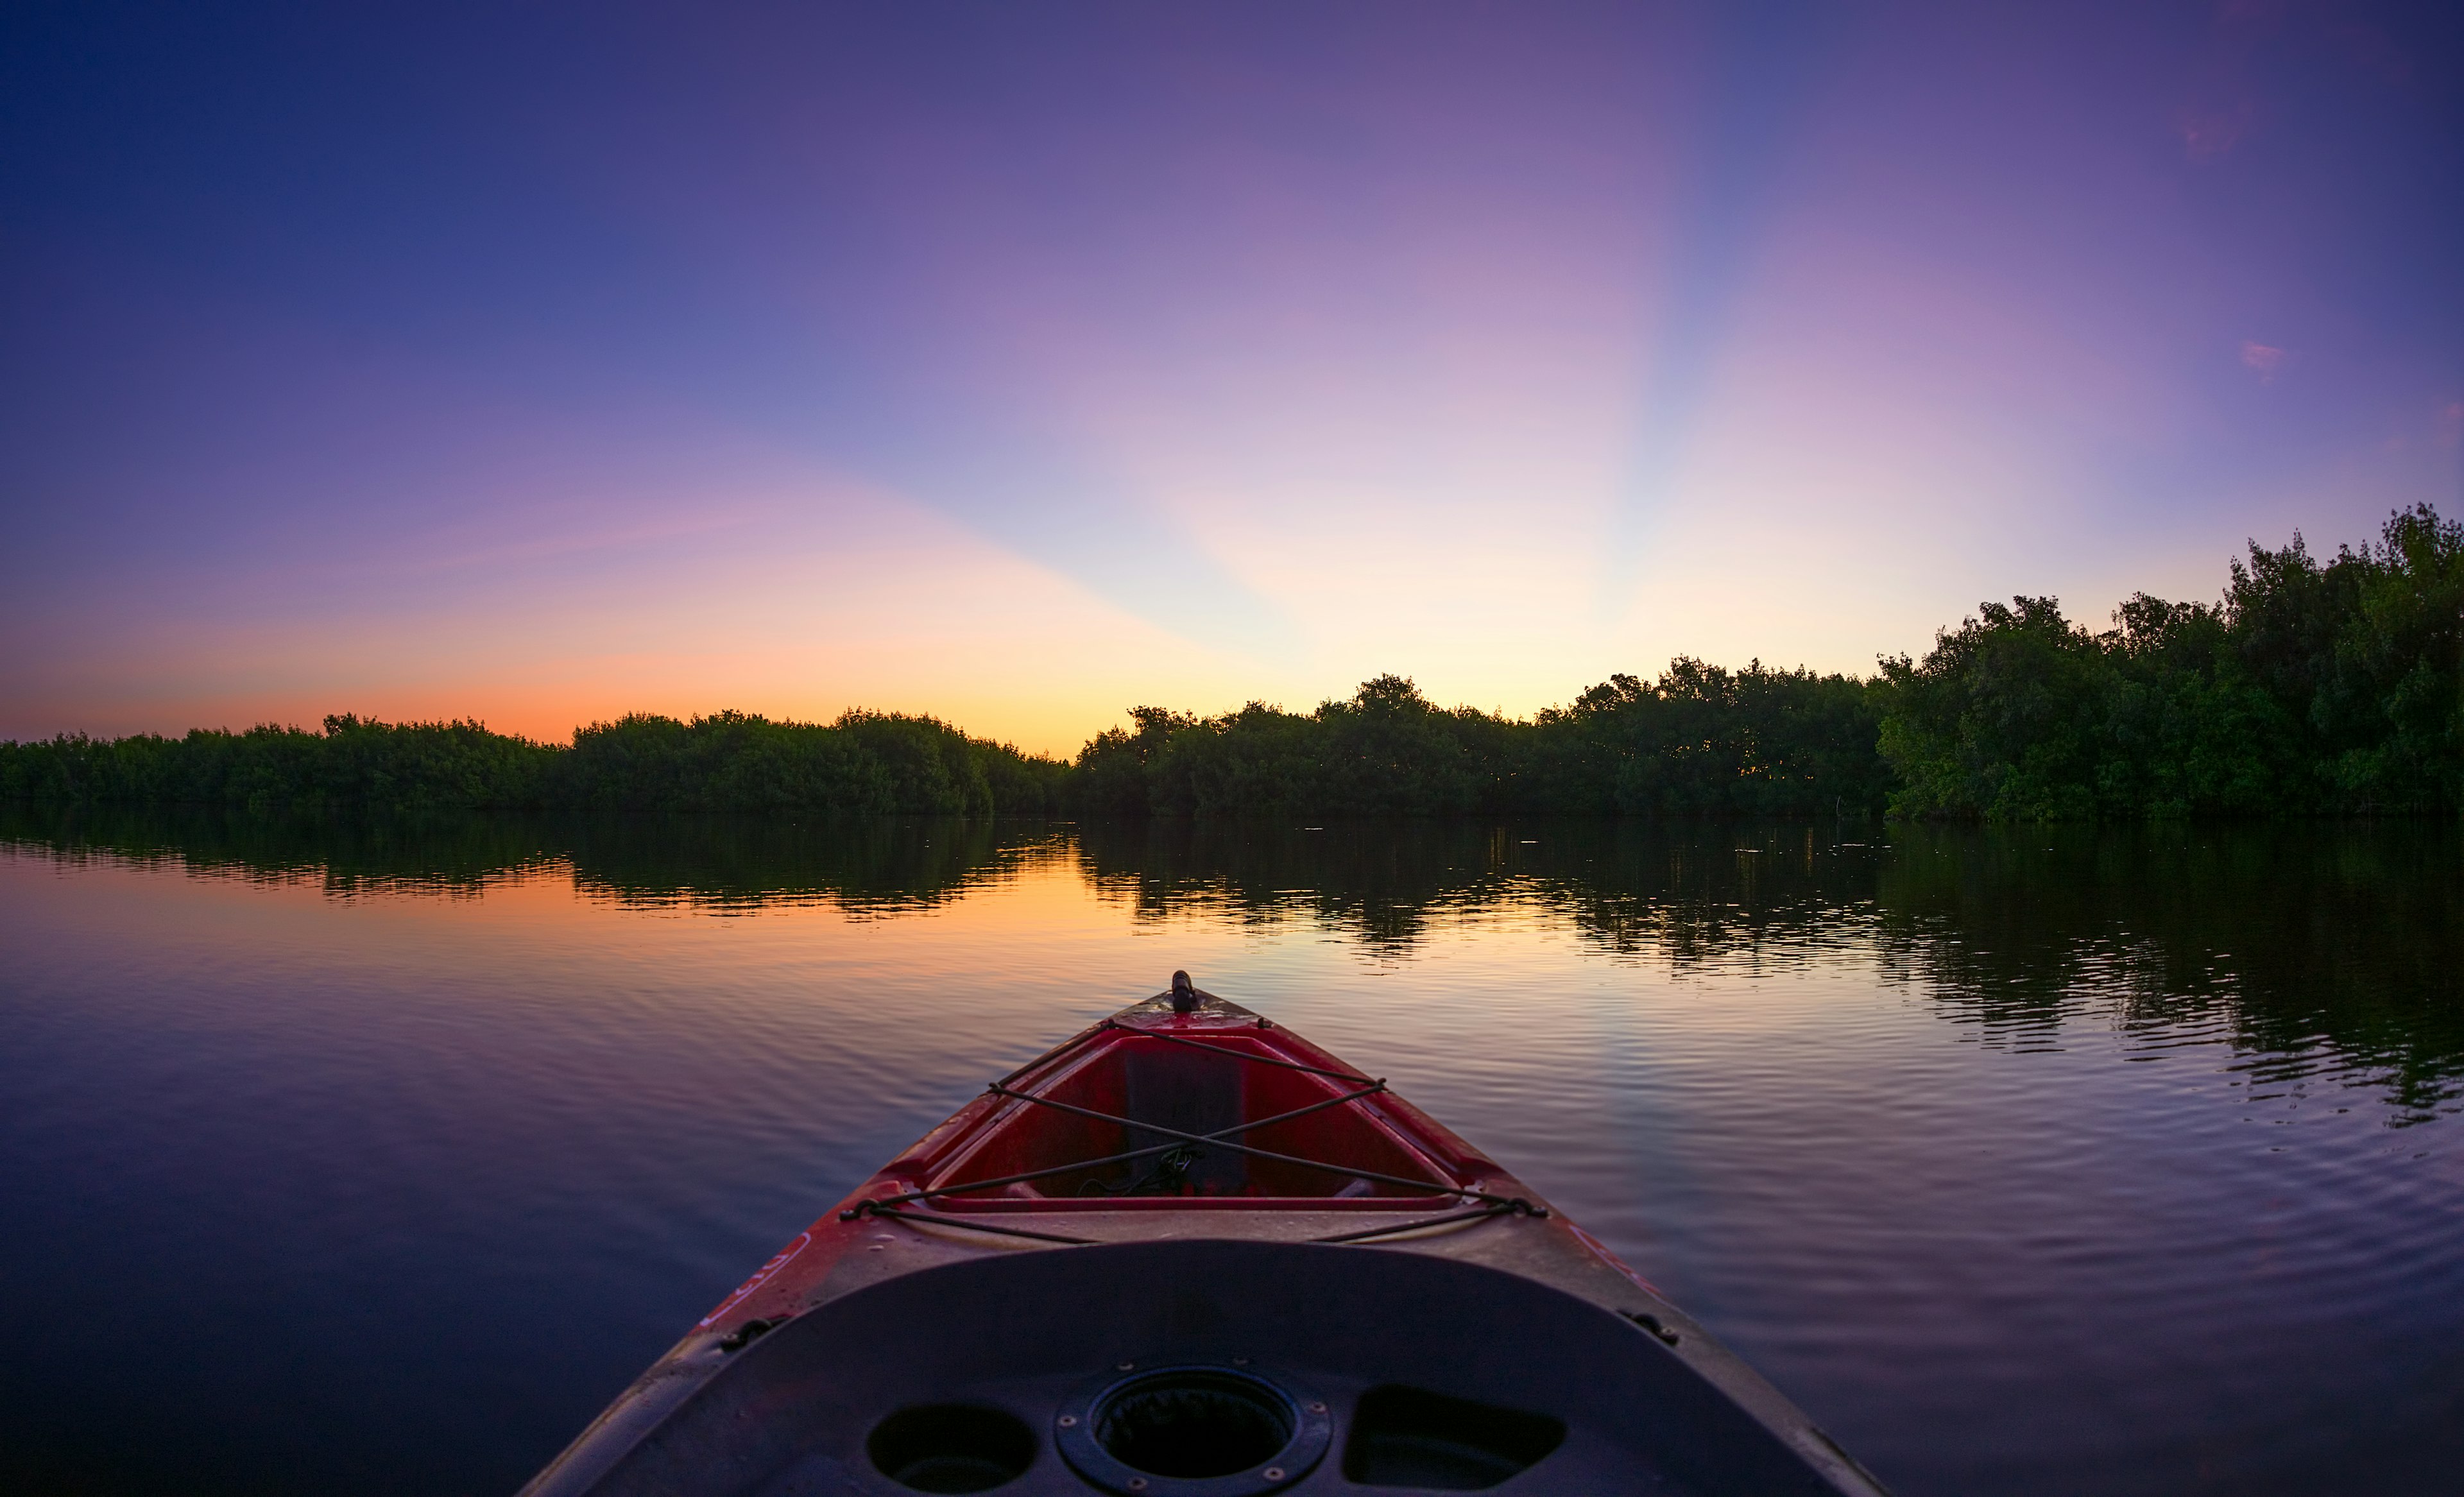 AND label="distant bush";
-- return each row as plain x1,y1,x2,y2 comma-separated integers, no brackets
0,710,1066,816
1068,666,1889,818
0,716,547,812
553,709,1064,814
1879,504,2462,817
1521,660,1893,817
